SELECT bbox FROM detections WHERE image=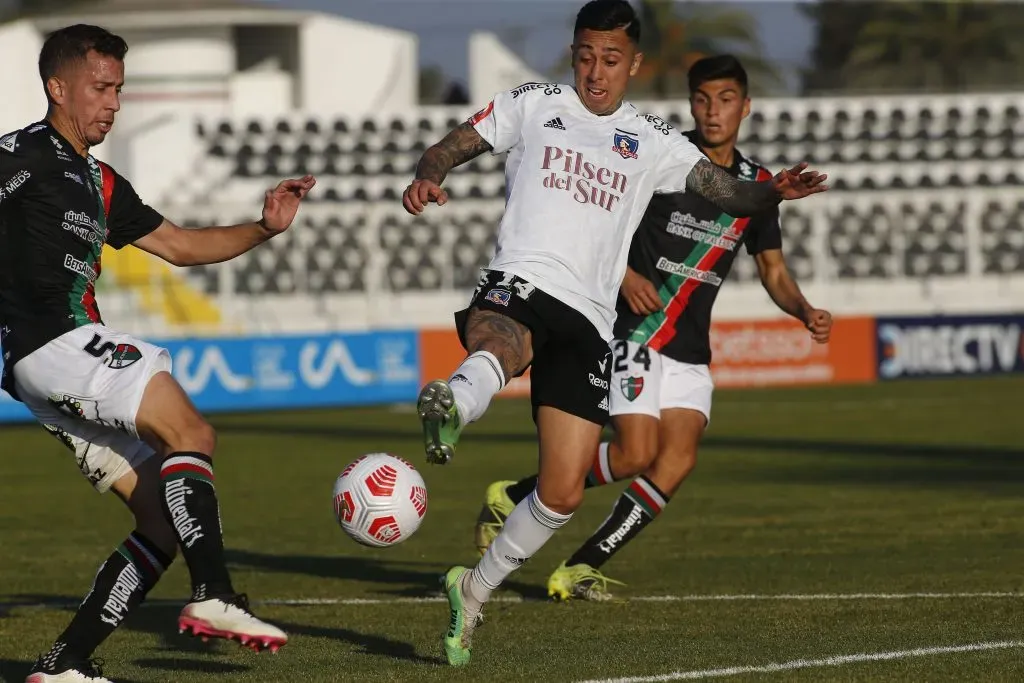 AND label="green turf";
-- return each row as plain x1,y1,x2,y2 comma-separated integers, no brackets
1,376,1022,682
